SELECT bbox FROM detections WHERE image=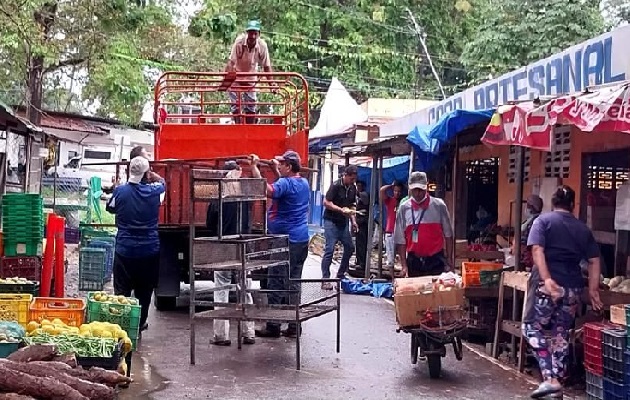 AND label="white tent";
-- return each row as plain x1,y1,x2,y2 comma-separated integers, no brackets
309,77,368,139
